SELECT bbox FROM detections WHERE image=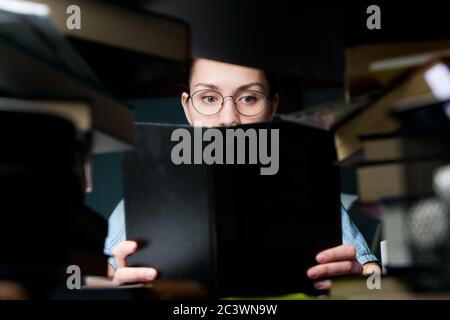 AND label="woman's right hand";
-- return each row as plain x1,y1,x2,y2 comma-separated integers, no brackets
108,240,158,286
